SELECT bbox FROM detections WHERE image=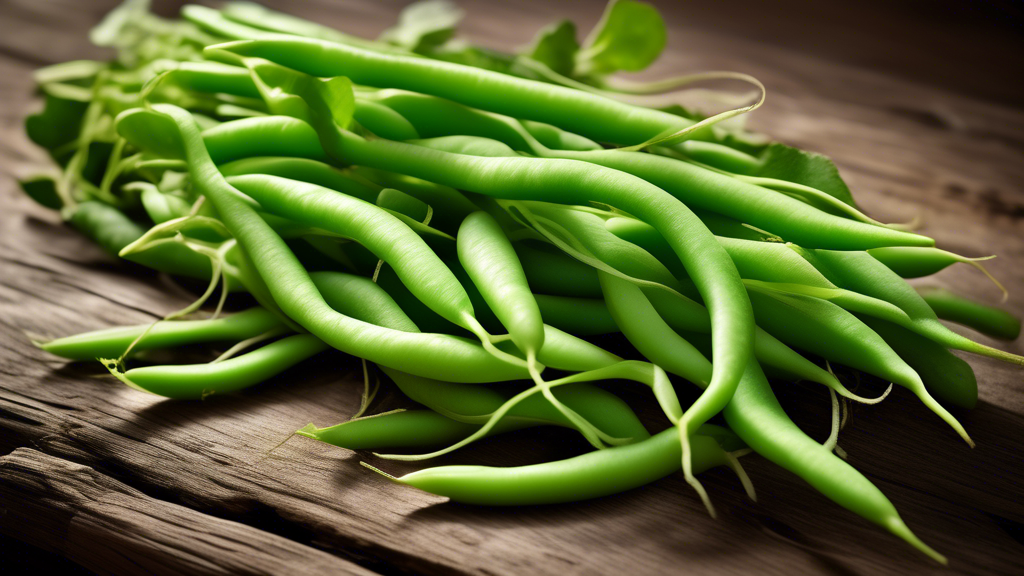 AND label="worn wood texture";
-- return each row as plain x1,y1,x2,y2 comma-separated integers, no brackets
1,1,1023,575
0,448,375,575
